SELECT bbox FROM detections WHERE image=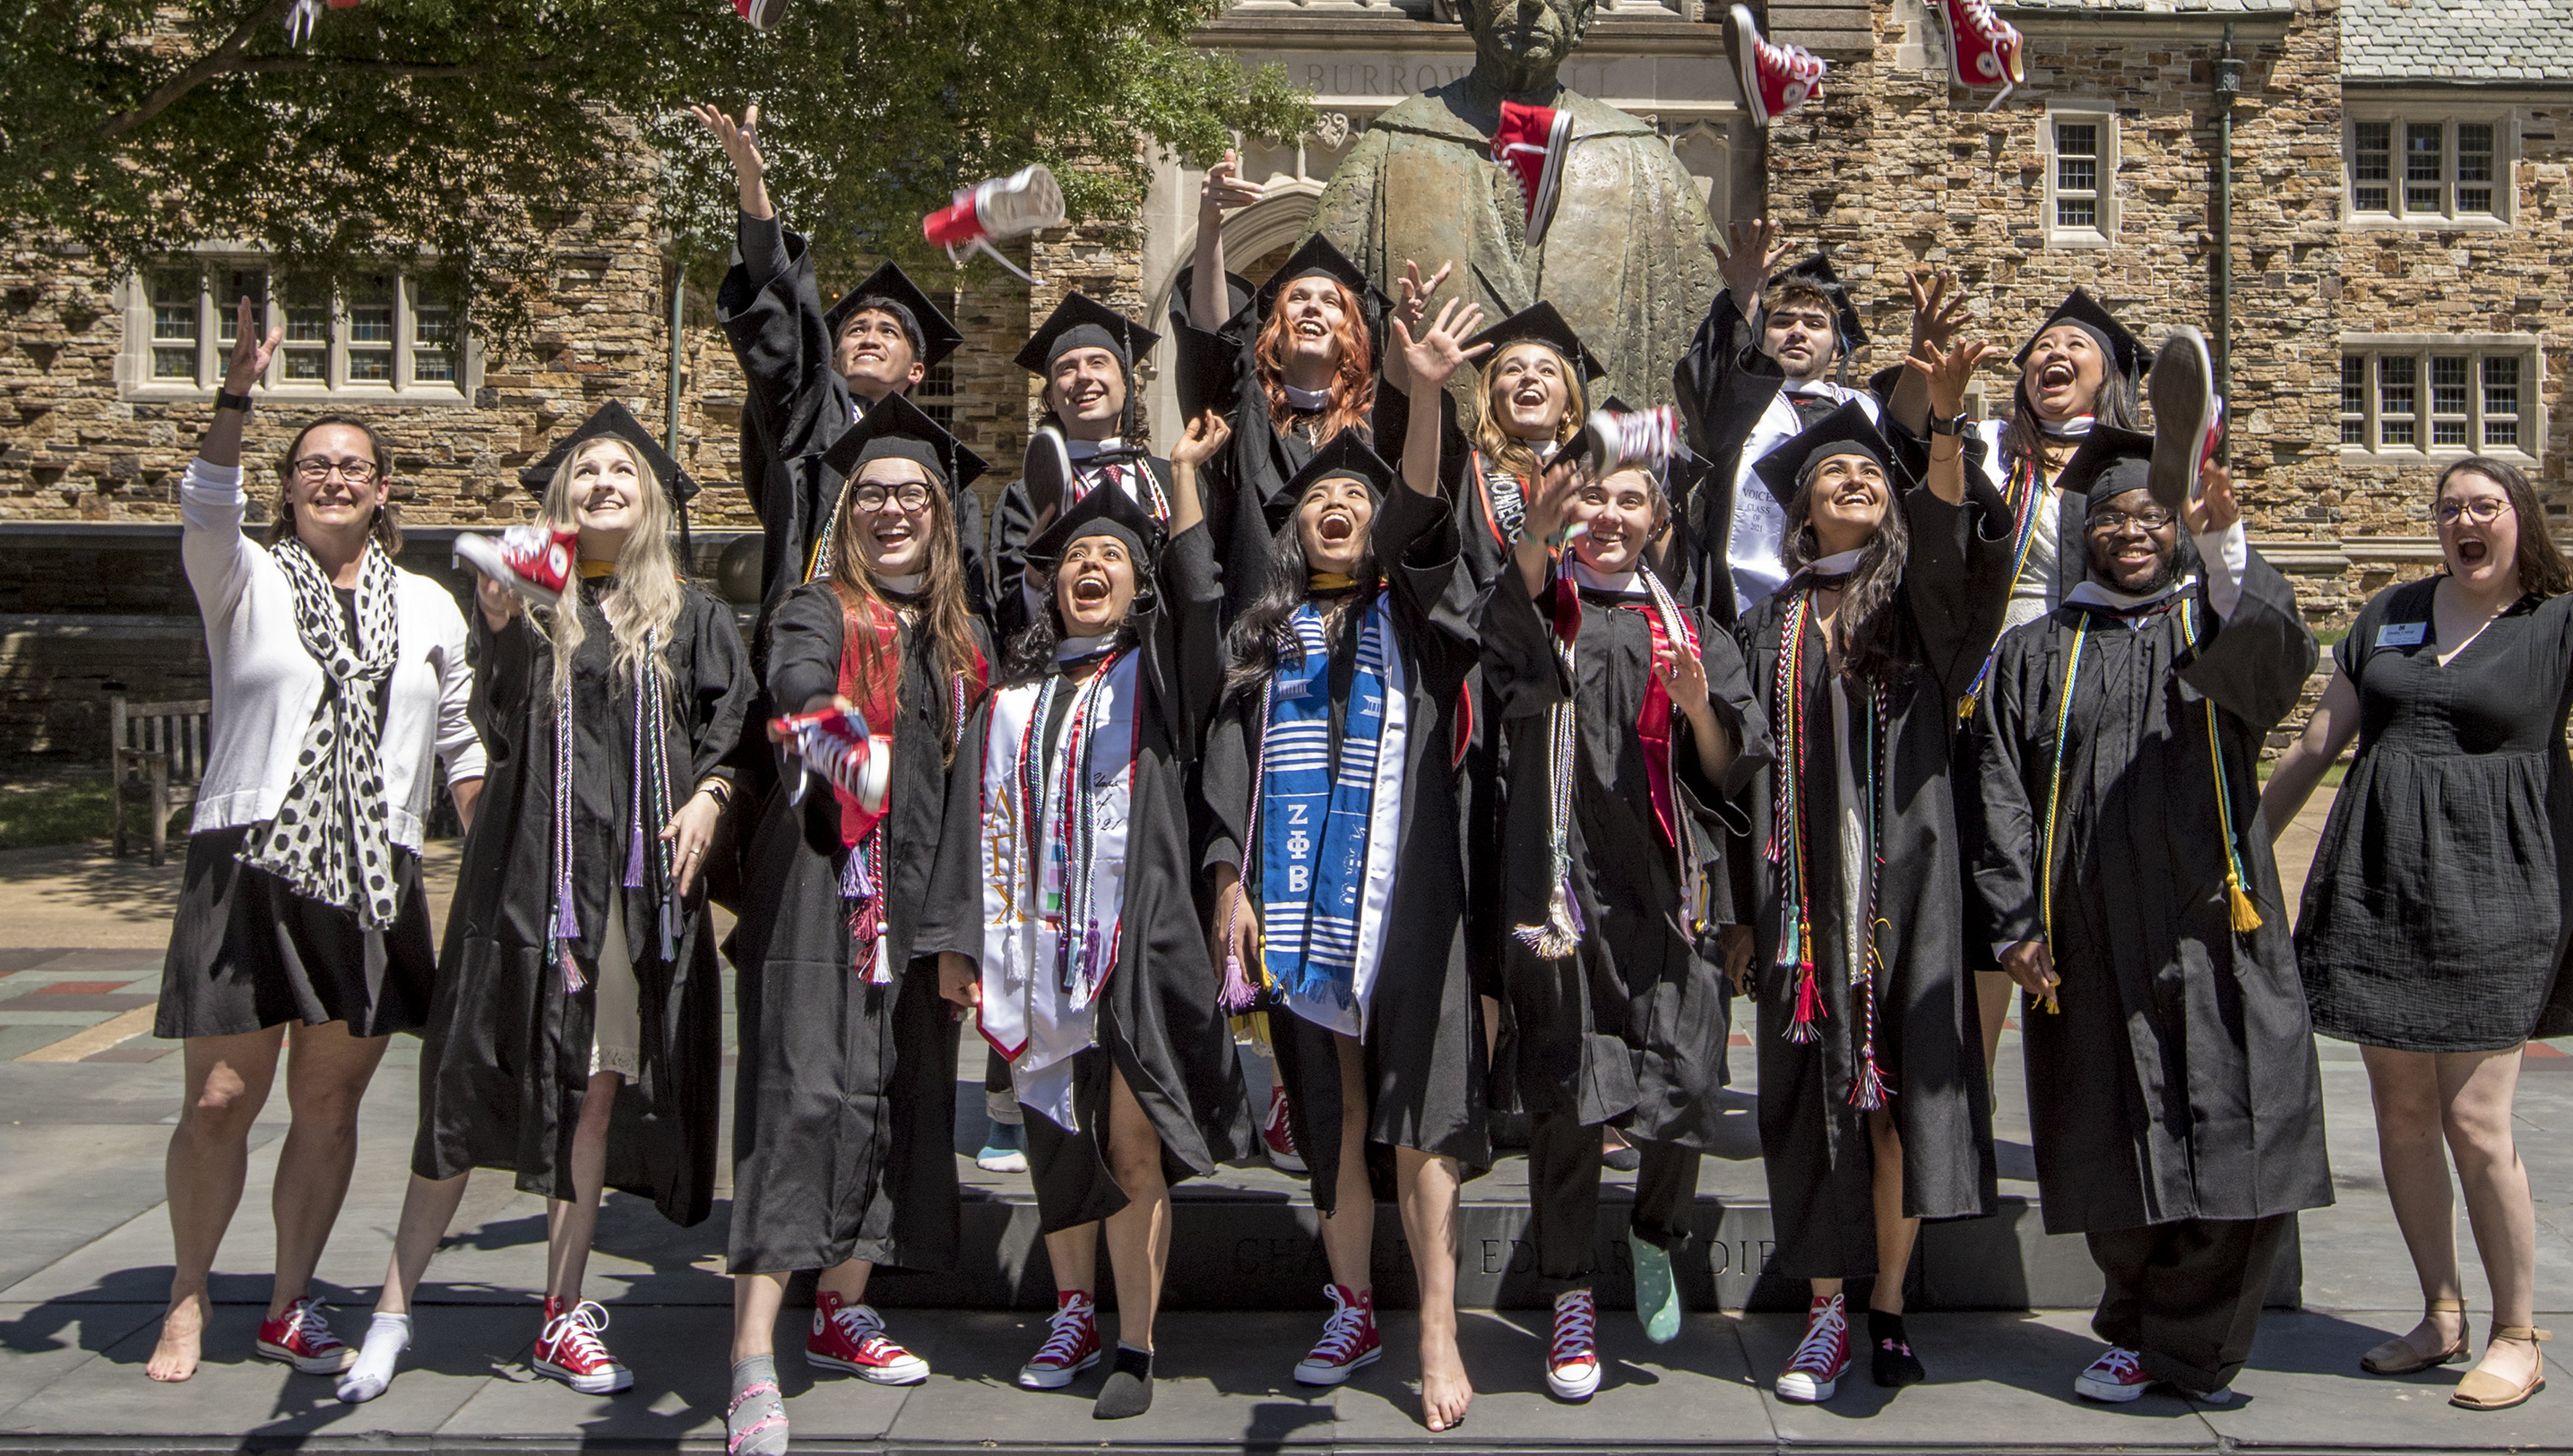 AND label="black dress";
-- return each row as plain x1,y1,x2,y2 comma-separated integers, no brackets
1200,486,1487,1210
724,581,985,1276
412,582,751,1227
1736,488,2003,1279
918,525,1254,1233
1972,550,2331,1234
2296,580,2573,1051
